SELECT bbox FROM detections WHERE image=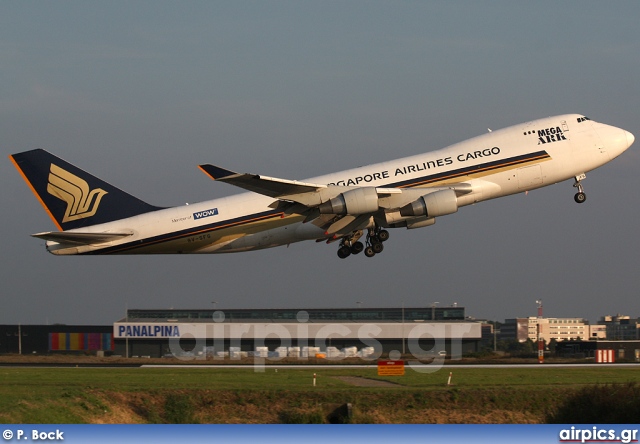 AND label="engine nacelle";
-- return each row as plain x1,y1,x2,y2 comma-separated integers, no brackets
399,189,458,218
387,215,436,229
318,187,379,215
